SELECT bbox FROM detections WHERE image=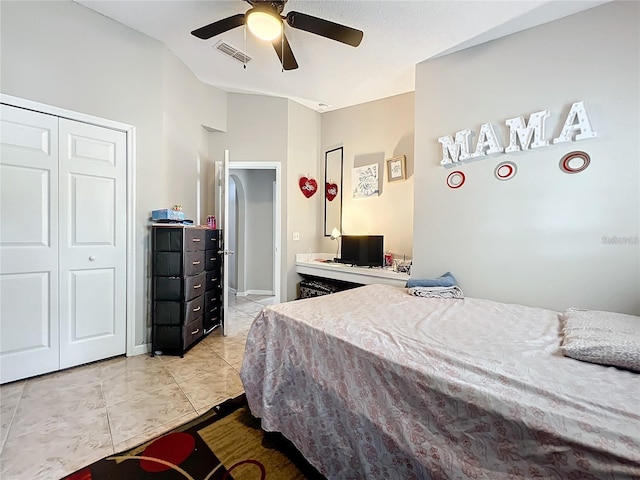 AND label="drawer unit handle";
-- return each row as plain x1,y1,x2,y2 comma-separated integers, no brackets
209,258,215,262
191,328,200,335
194,284,202,289
192,238,201,243
192,261,201,265
193,306,201,312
